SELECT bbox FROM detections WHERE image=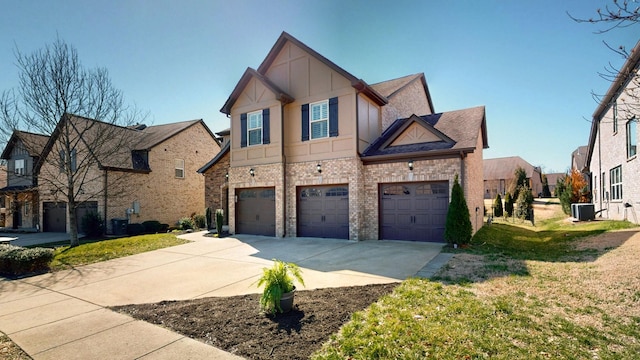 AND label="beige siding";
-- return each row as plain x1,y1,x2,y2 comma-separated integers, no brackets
230,76,283,168
357,95,381,153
